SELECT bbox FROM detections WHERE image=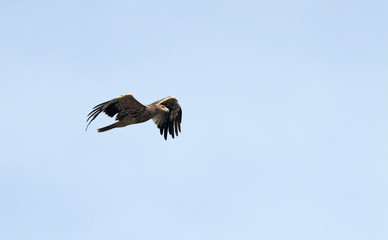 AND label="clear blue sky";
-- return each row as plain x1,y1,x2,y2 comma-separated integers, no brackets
1,1,387,239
